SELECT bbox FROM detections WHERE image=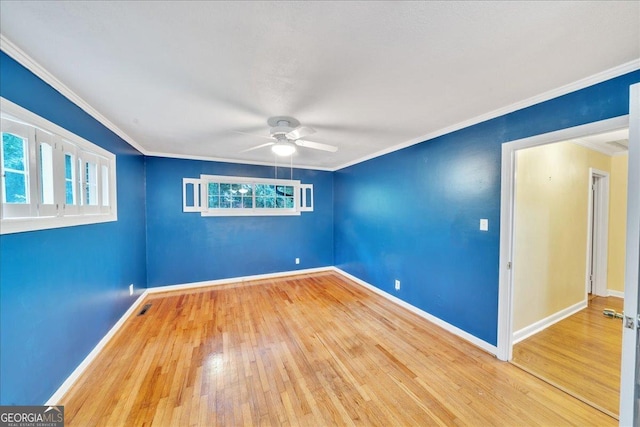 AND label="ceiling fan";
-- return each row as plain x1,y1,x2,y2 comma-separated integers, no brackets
239,116,338,156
